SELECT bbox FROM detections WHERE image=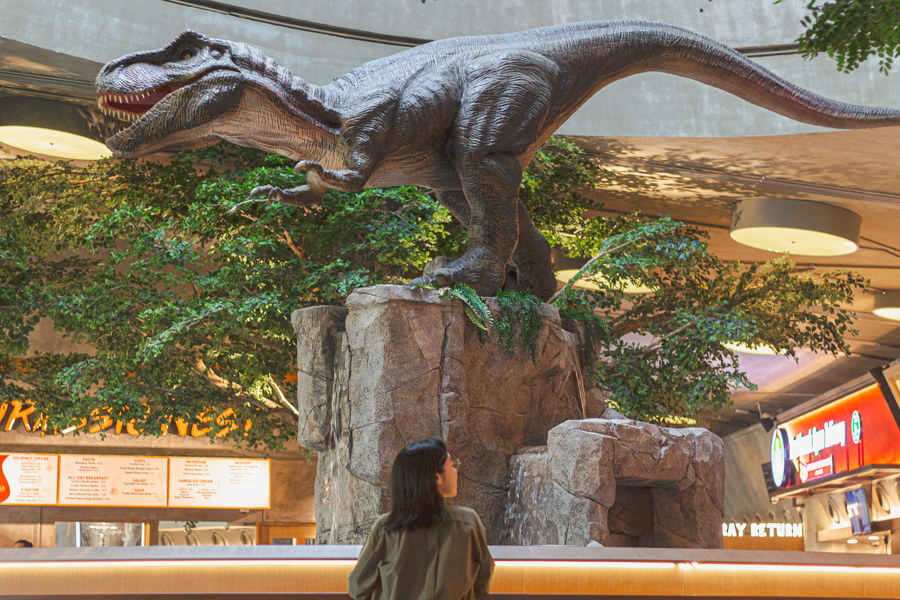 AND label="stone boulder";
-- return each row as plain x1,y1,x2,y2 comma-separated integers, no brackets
506,416,724,548
292,306,348,452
